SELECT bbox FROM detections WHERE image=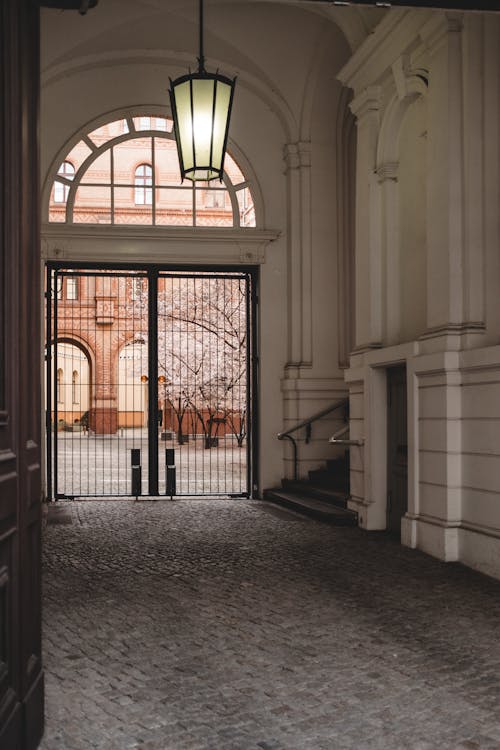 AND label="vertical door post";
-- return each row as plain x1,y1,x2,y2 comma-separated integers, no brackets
148,269,159,495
